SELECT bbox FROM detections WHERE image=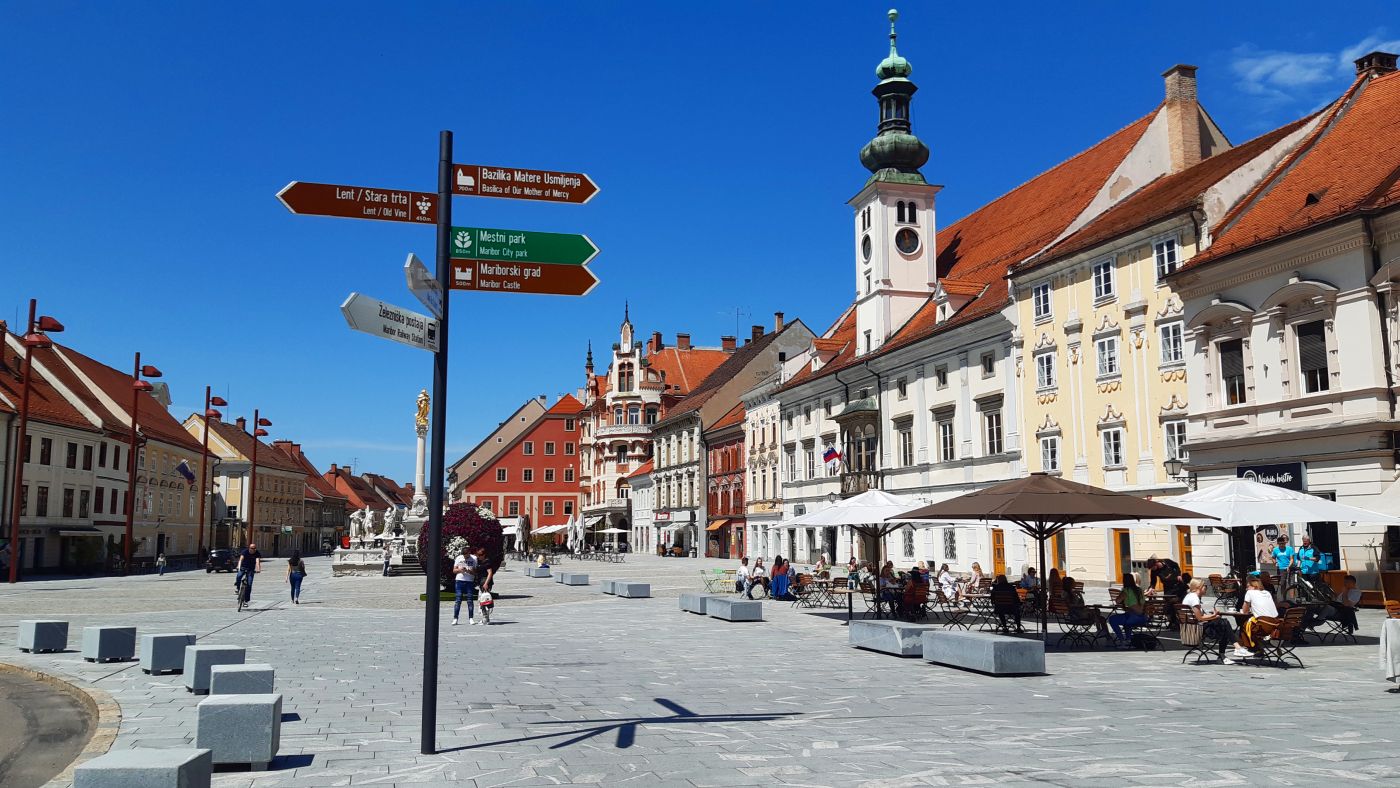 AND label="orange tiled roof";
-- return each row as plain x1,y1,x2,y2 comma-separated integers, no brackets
655,332,781,426
785,110,1158,390
546,393,584,415
205,418,306,473
326,467,390,511
1021,115,1316,273
783,308,858,389
0,334,98,432
706,402,746,432
1185,71,1400,270
645,346,730,395
938,278,987,296
54,342,204,452
363,473,413,506
627,458,654,479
